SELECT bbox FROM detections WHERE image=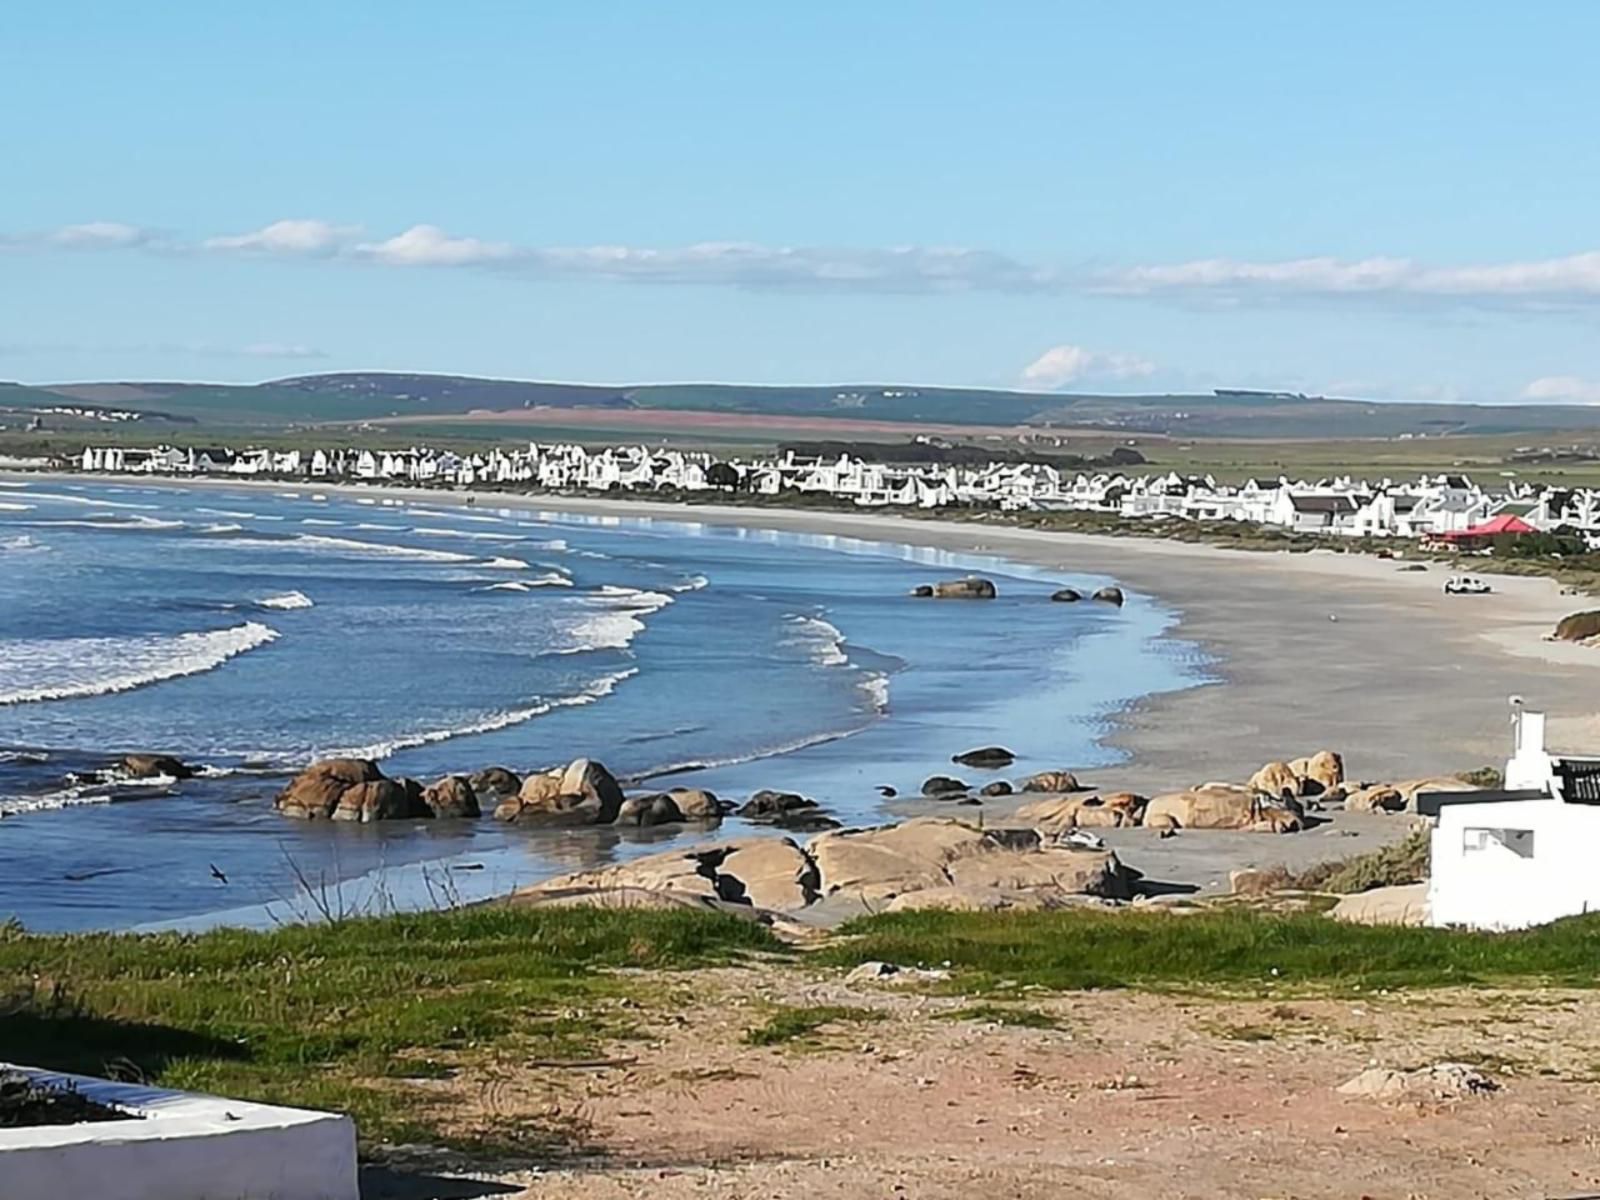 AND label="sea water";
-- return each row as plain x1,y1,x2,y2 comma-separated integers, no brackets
0,478,1207,931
